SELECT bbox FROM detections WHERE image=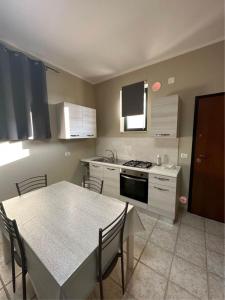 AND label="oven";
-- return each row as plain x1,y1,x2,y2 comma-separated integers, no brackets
120,169,148,203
